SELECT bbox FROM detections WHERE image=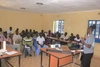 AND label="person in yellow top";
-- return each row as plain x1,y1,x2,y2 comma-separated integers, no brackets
23,33,34,57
